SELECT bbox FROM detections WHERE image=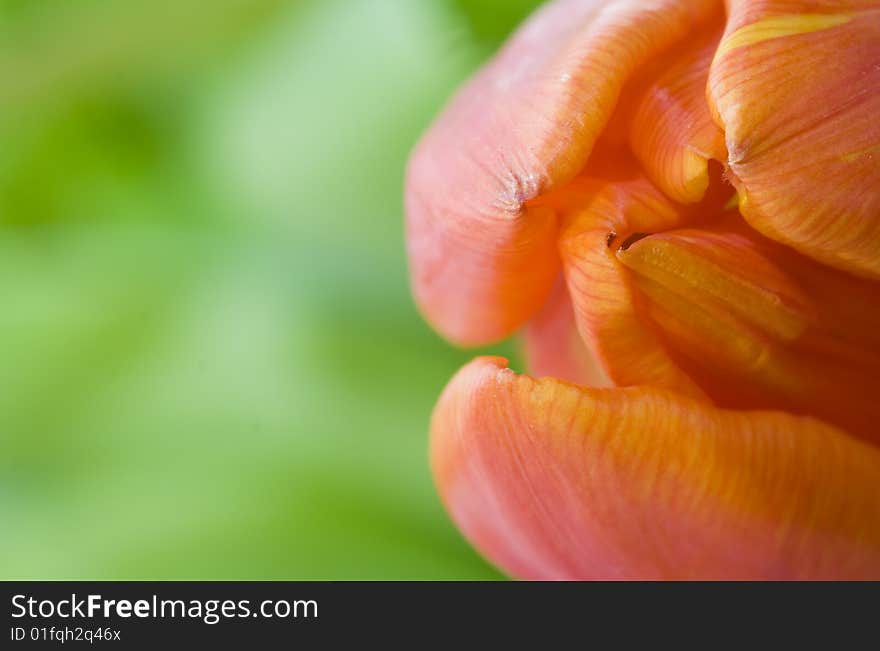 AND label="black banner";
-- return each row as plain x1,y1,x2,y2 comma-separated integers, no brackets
2,582,875,647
